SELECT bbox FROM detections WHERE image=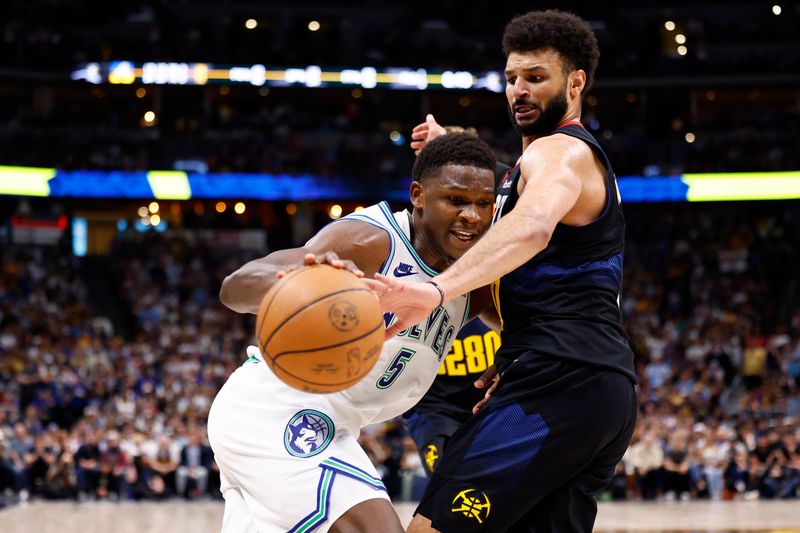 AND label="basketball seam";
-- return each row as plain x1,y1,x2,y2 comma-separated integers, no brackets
261,287,375,350
270,320,384,389
255,267,306,342
271,319,384,361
